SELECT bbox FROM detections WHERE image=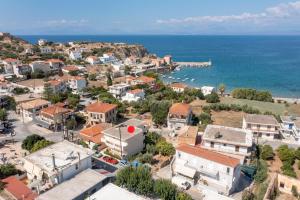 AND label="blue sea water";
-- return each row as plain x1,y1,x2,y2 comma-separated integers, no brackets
19,35,300,98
